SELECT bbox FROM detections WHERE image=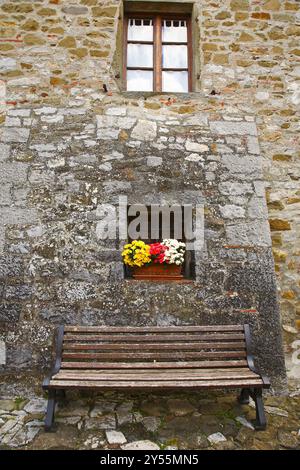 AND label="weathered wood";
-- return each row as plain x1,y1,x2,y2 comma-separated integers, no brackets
63,333,246,342
53,370,259,381
55,367,255,375
62,351,247,360
48,378,264,390
63,341,246,351
60,360,249,369
64,325,244,333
